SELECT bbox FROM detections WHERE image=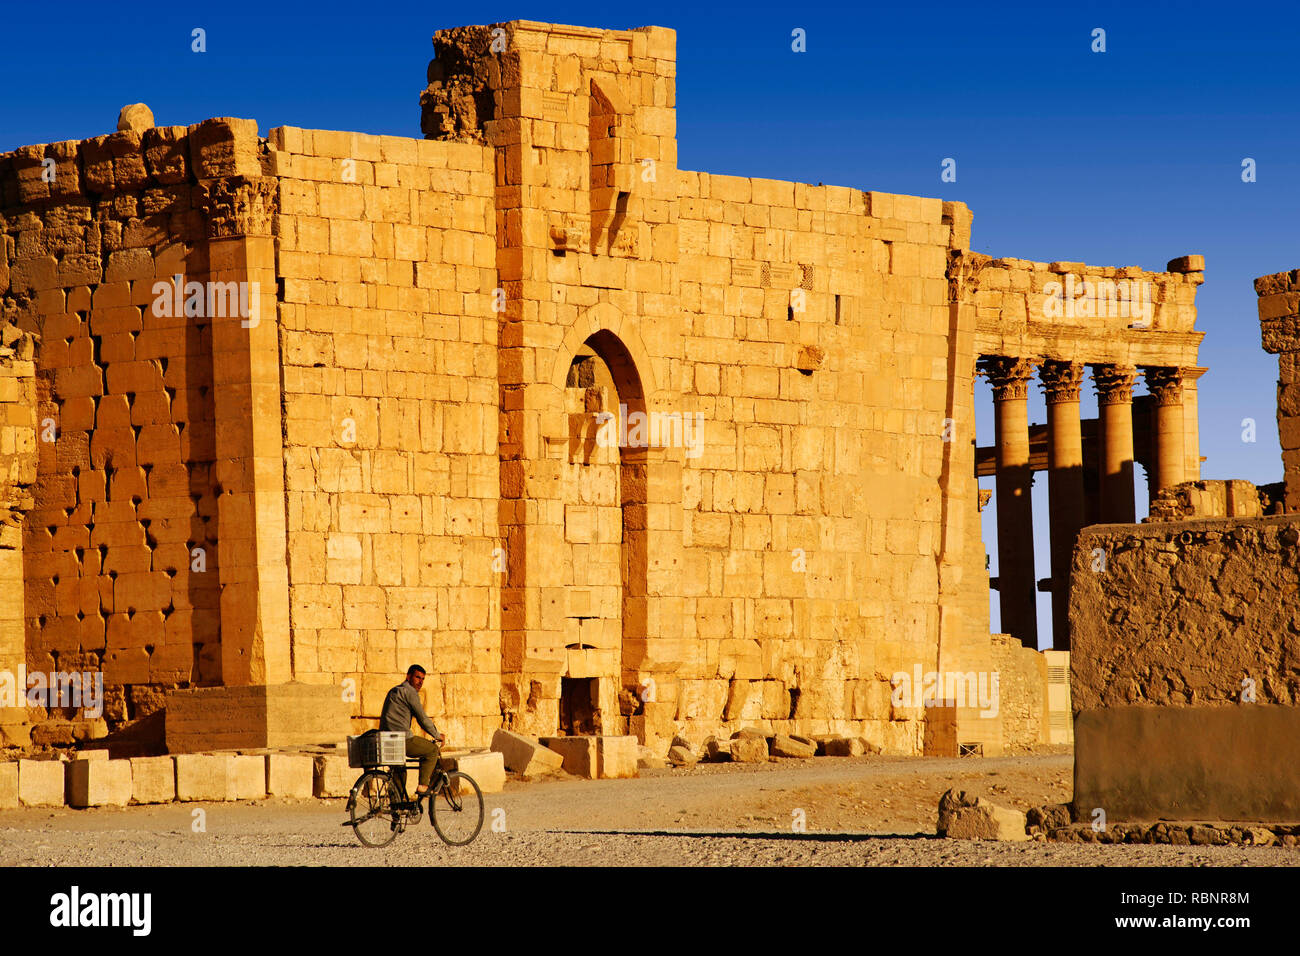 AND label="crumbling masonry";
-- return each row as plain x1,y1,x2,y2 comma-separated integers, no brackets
0,21,1202,756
